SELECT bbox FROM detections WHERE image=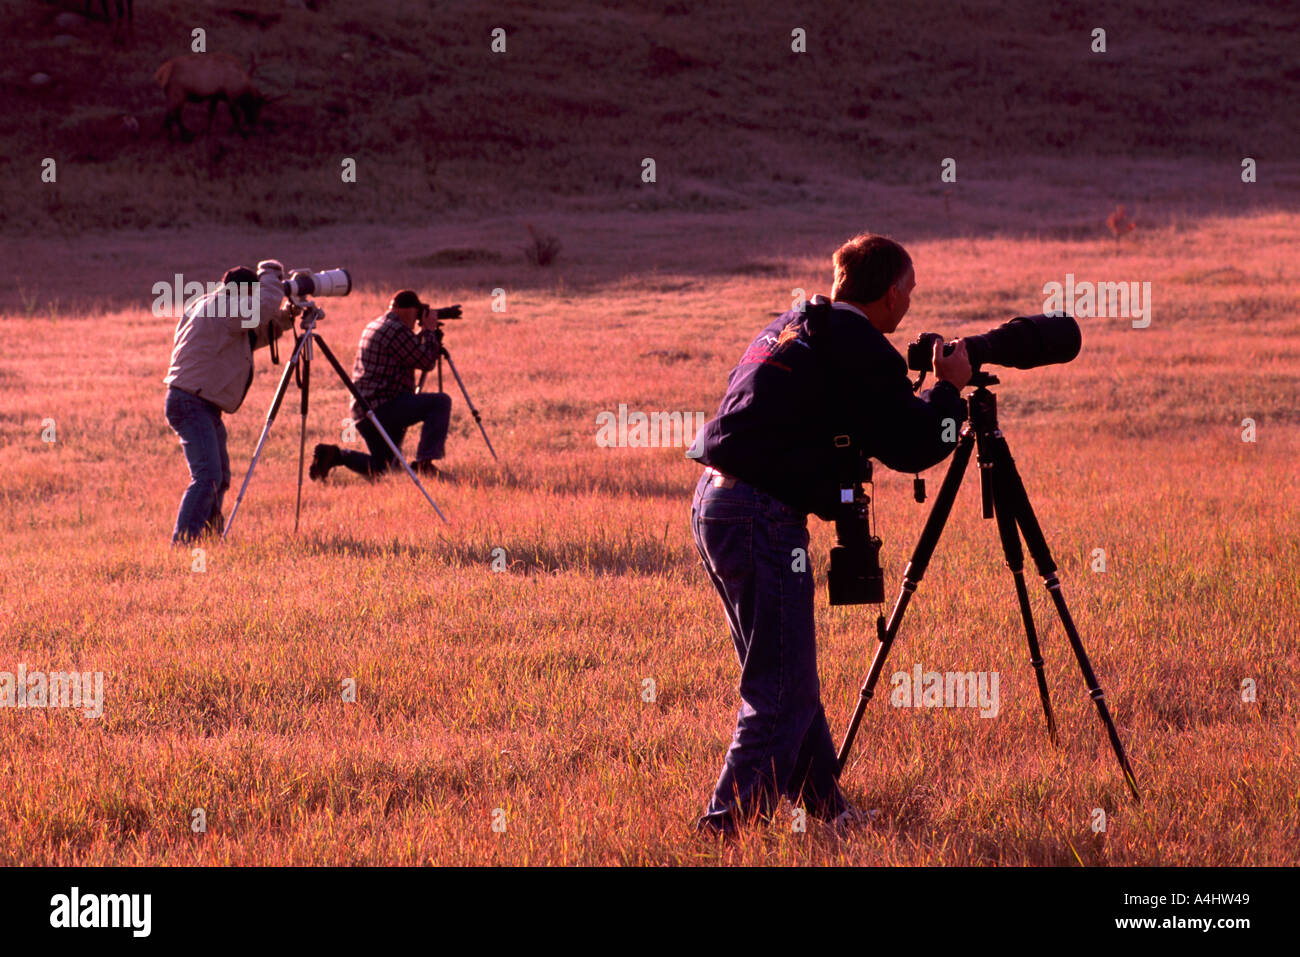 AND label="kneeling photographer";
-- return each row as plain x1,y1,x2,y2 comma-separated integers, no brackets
686,233,971,835
310,289,461,481
163,261,296,544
